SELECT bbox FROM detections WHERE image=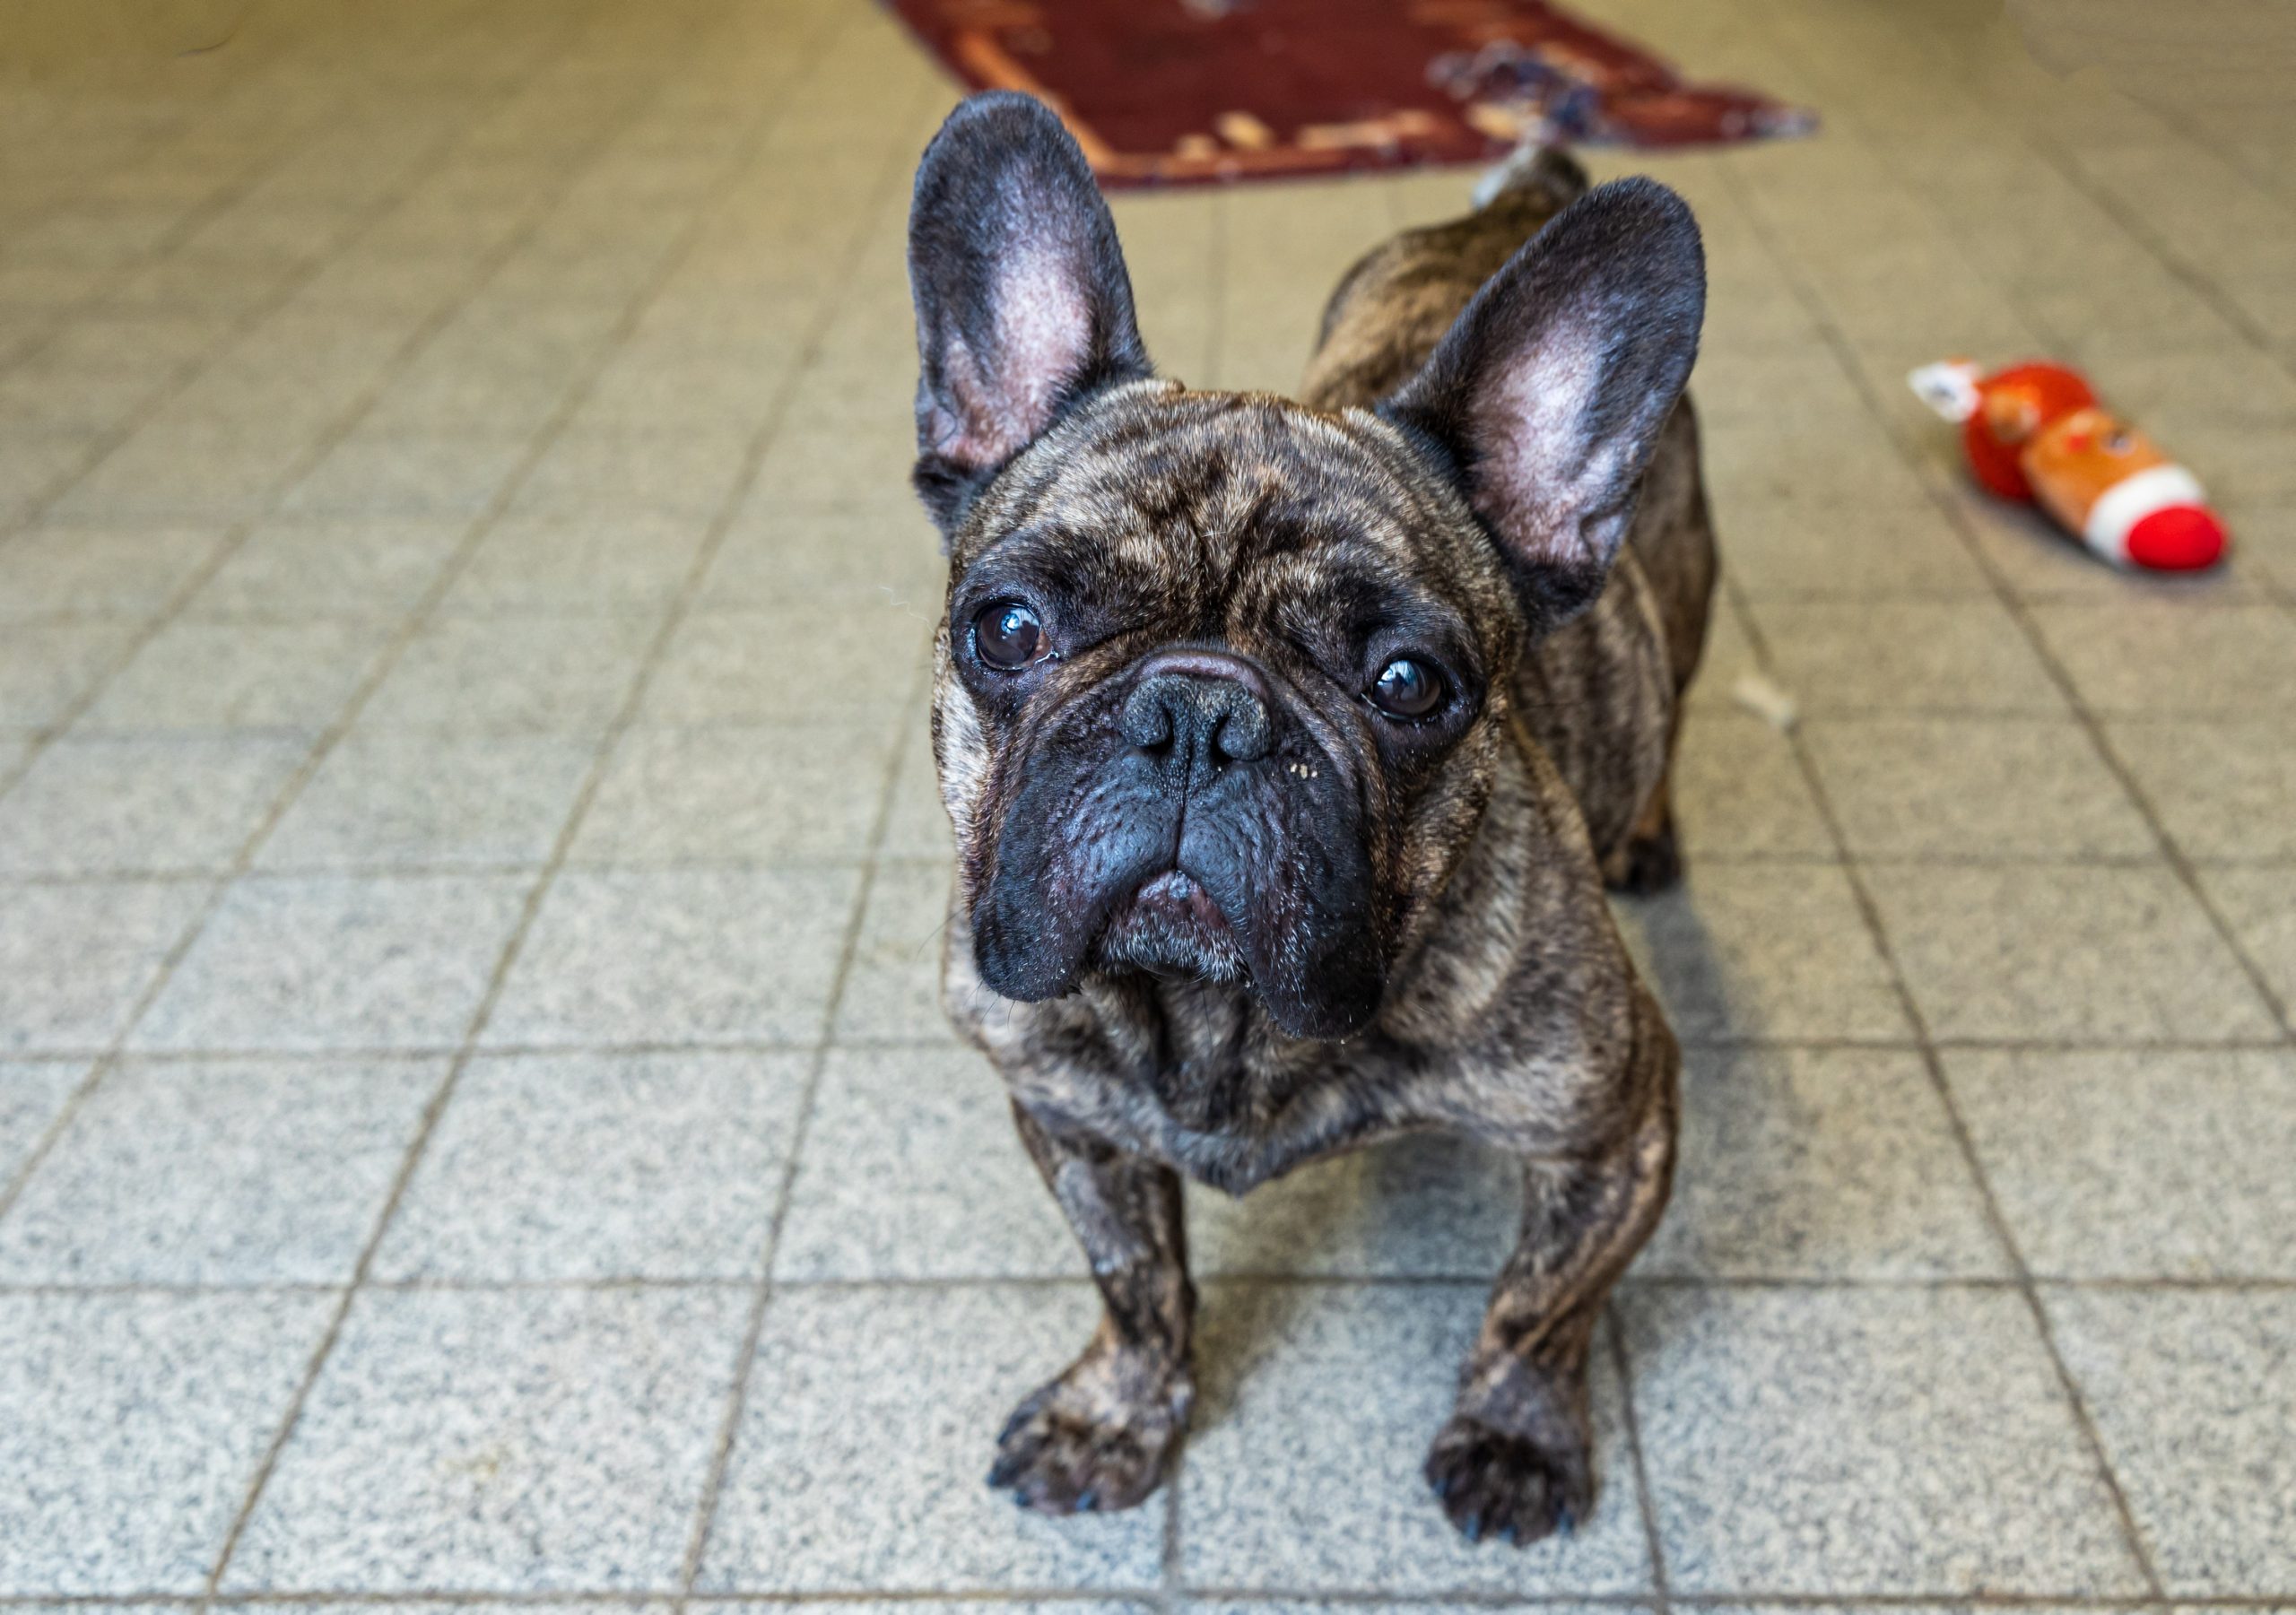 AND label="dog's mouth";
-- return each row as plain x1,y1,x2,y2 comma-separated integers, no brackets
1091,868,1251,985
